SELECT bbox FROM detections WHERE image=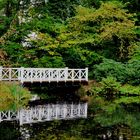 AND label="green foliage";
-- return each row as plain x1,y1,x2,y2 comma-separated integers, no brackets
93,59,127,83
46,0,78,20
92,77,121,100
122,0,140,13
0,123,20,140
90,76,140,134
1,1,139,69
92,76,140,99
80,0,102,8
0,16,12,36
0,82,31,110
126,60,140,85
93,58,140,85
1,42,23,65
120,84,140,95
59,47,103,68
129,42,140,61
0,0,140,138
0,0,20,36
59,2,137,60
